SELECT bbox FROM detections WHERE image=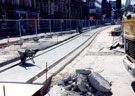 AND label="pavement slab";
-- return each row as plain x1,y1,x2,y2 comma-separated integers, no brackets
0,83,42,96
